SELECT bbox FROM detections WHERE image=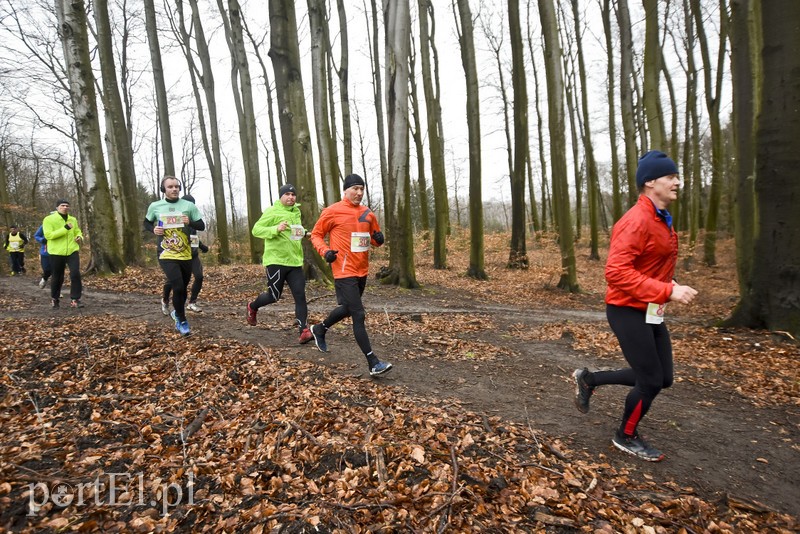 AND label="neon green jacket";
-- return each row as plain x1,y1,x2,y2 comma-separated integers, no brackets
42,212,83,256
251,201,305,267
